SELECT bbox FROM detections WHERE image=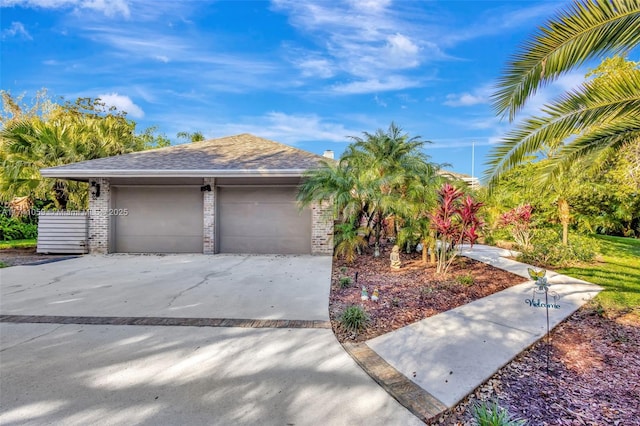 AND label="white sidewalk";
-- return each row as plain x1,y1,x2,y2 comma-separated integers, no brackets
366,244,602,408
